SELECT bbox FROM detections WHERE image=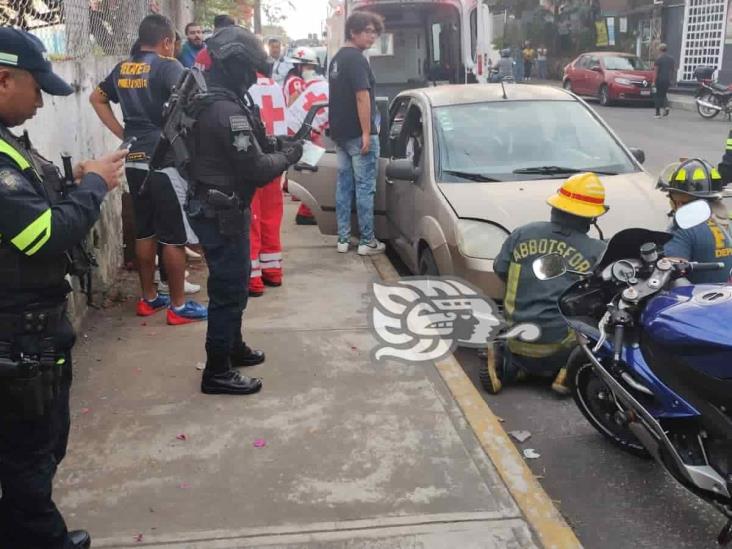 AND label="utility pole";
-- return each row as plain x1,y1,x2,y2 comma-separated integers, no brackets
253,0,262,34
